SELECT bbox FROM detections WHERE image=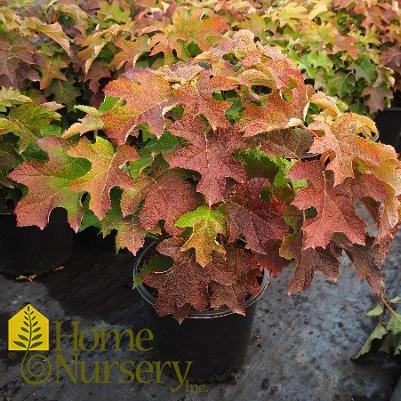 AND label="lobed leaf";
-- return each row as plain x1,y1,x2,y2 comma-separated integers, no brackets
67,137,138,220
9,137,90,231
175,205,227,267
